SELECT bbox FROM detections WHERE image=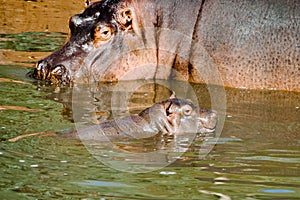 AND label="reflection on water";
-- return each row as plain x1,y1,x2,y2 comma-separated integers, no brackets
0,0,300,198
